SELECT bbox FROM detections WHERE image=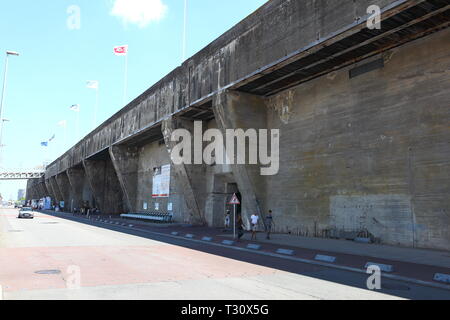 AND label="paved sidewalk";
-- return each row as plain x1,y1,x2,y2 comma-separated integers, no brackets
219,233,450,269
